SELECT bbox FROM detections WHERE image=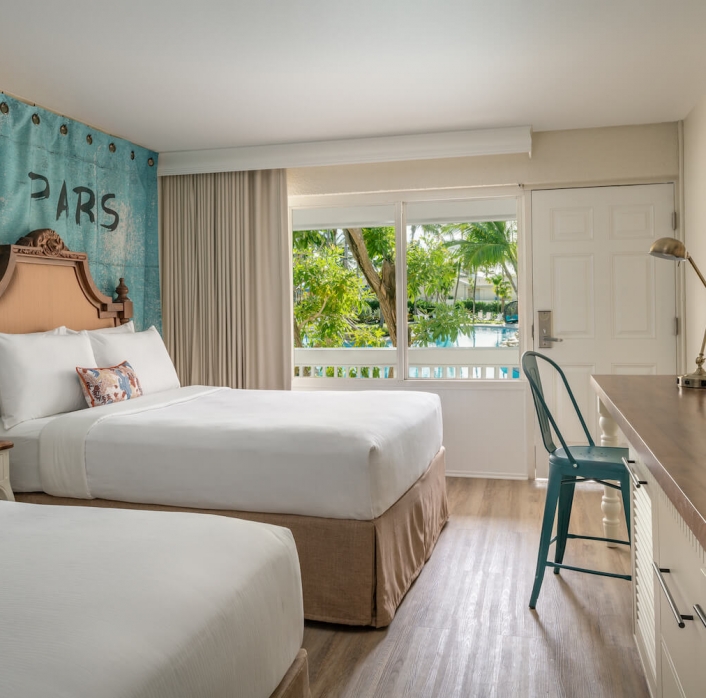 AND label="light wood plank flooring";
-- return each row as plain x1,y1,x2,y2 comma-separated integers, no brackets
303,478,648,698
